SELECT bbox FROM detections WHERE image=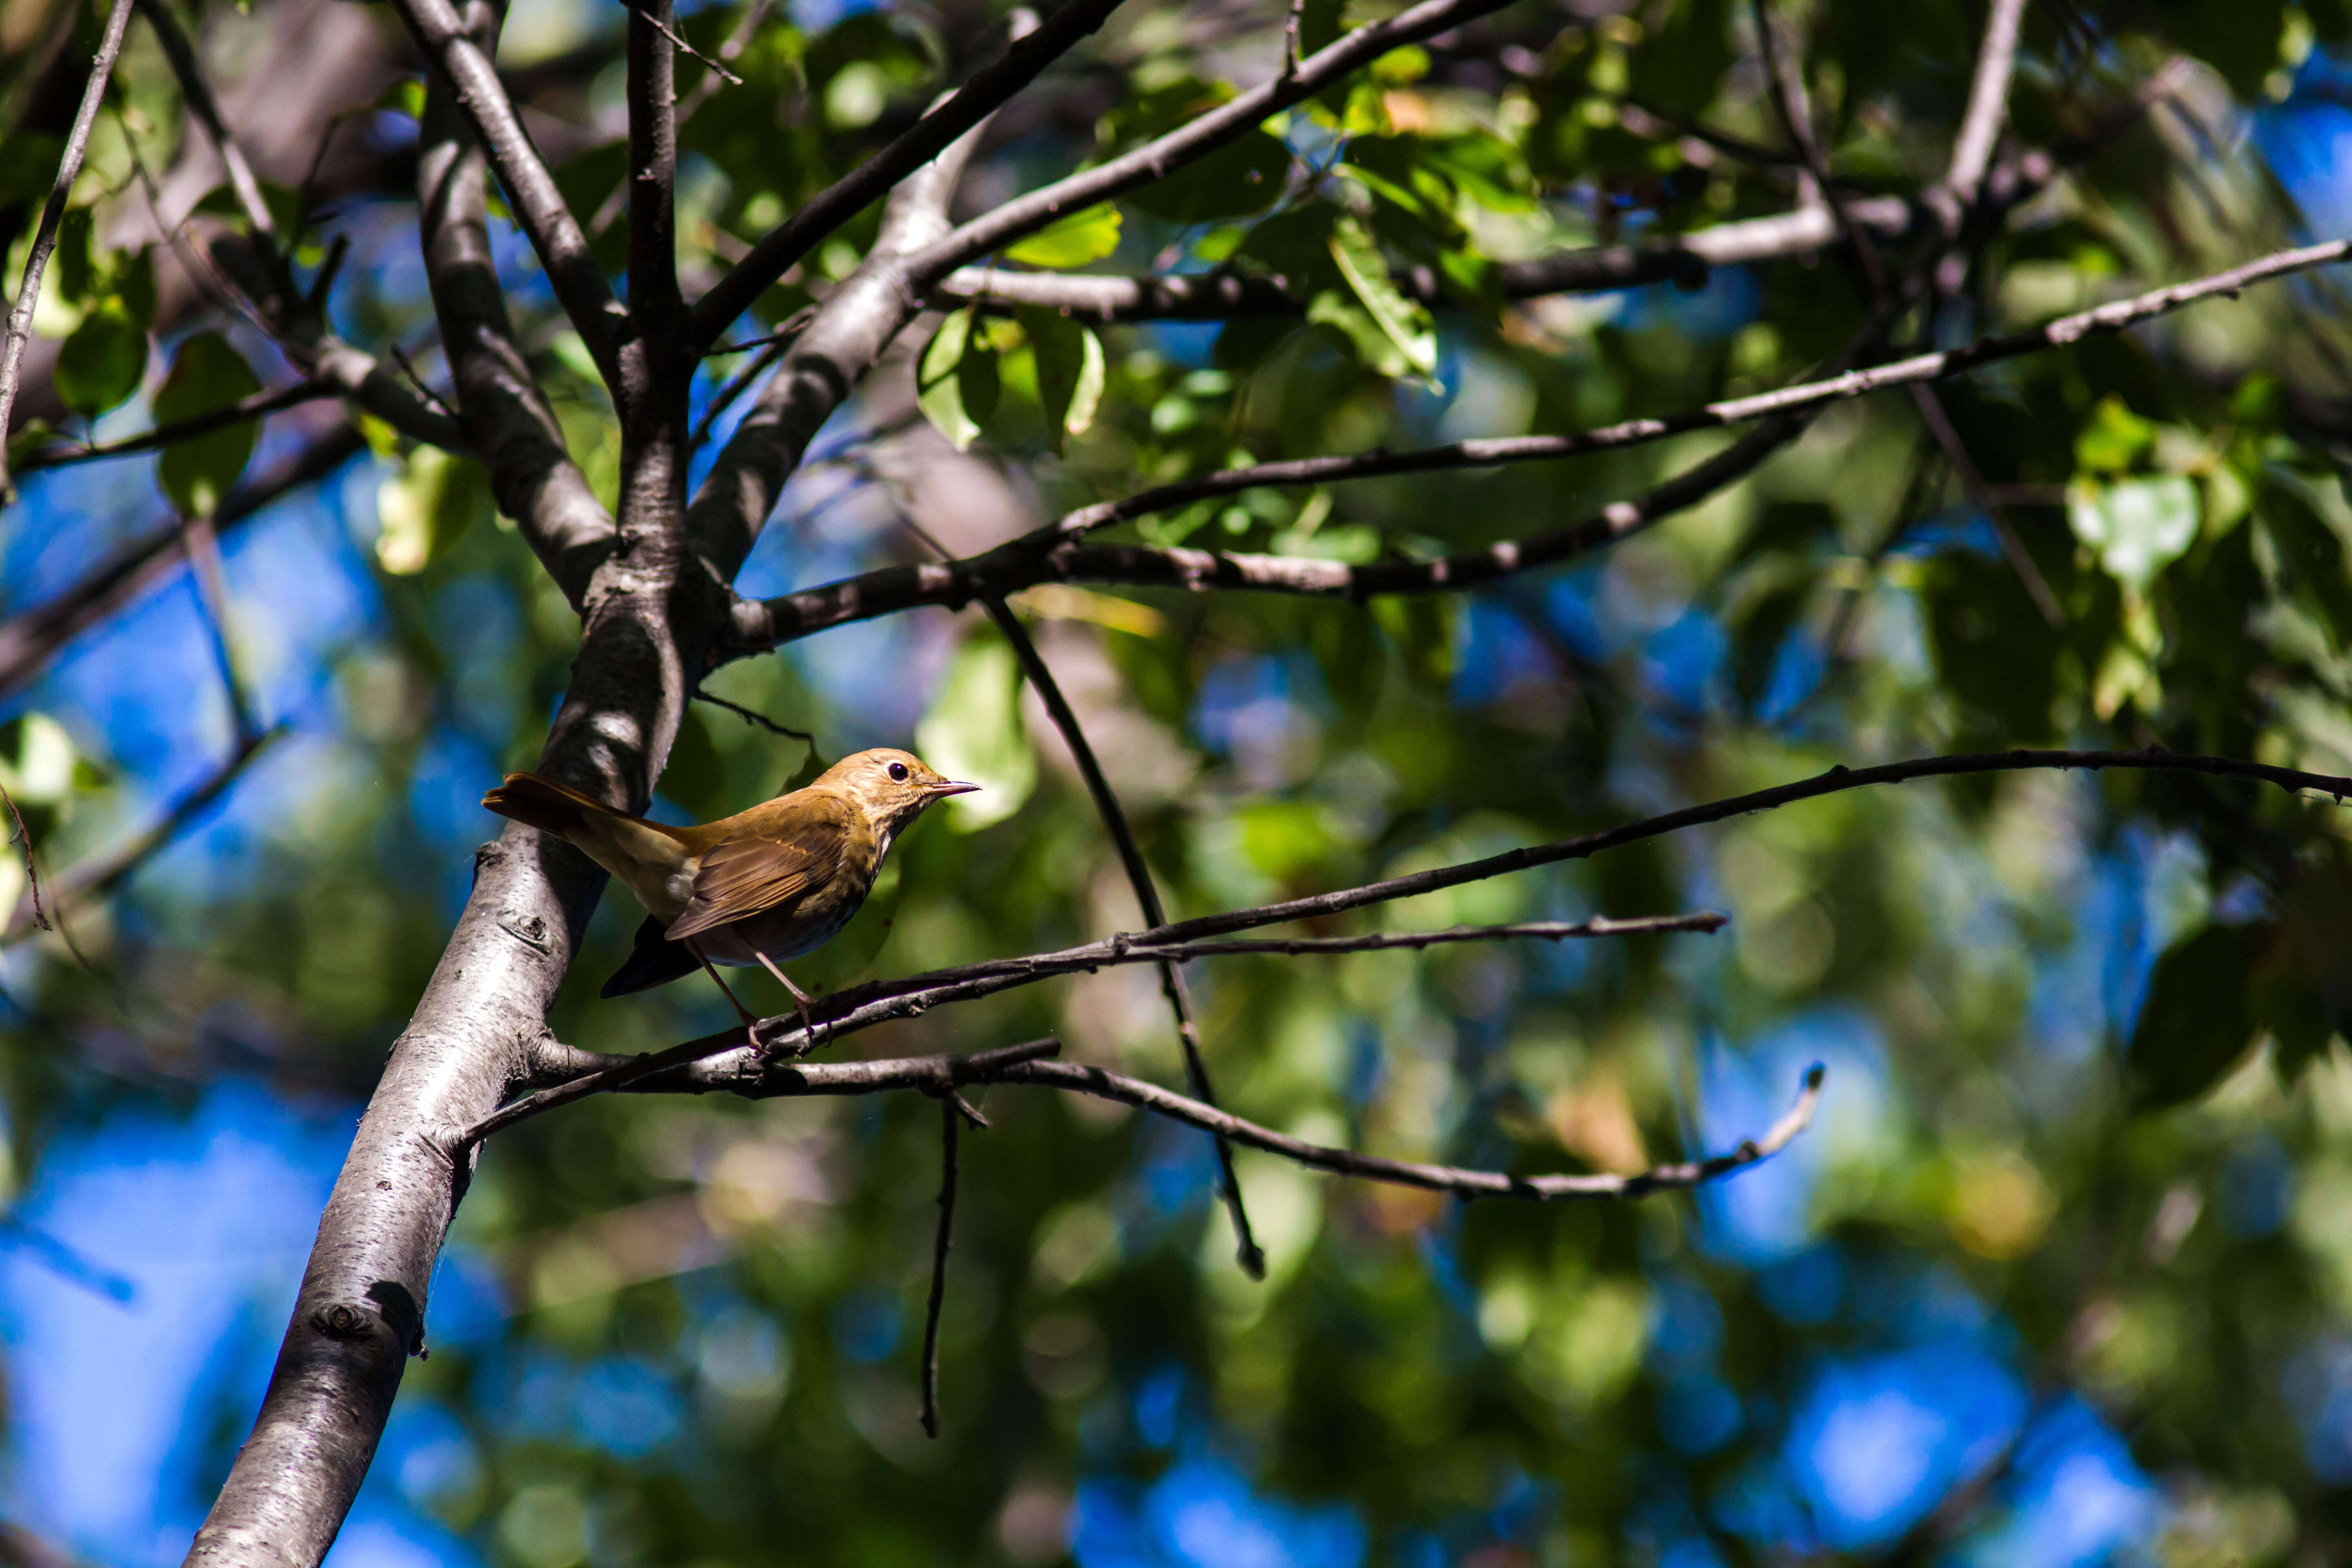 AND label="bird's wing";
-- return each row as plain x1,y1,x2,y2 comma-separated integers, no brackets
664,795,852,942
